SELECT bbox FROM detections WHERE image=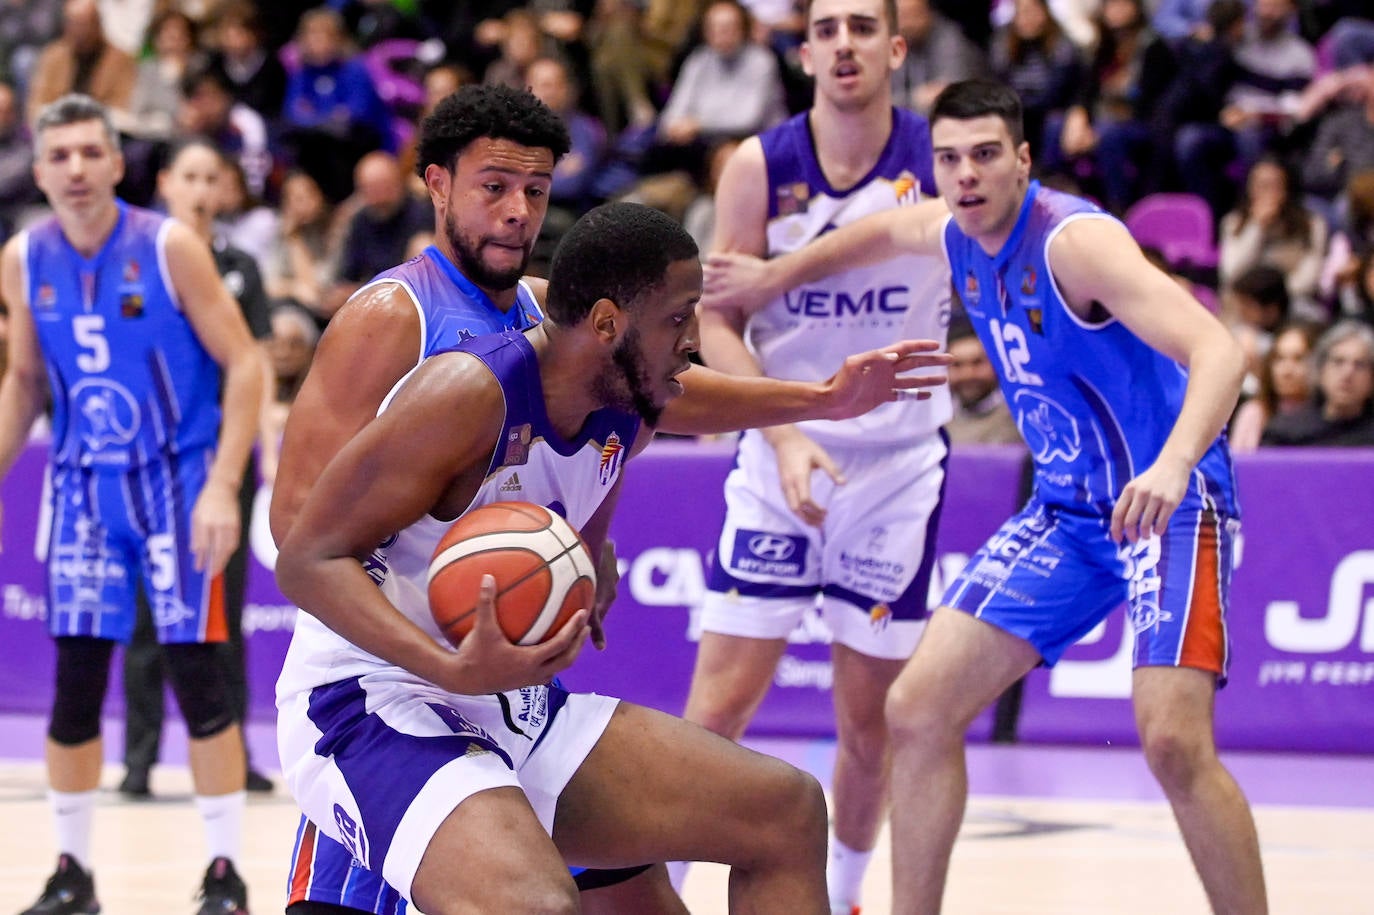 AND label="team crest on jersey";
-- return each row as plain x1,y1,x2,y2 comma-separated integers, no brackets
776,181,810,216
502,423,531,466
963,272,980,304
1020,265,1037,296
869,602,892,631
891,171,922,206
35,284,56,309
123,260,140,283
598,431,624,485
